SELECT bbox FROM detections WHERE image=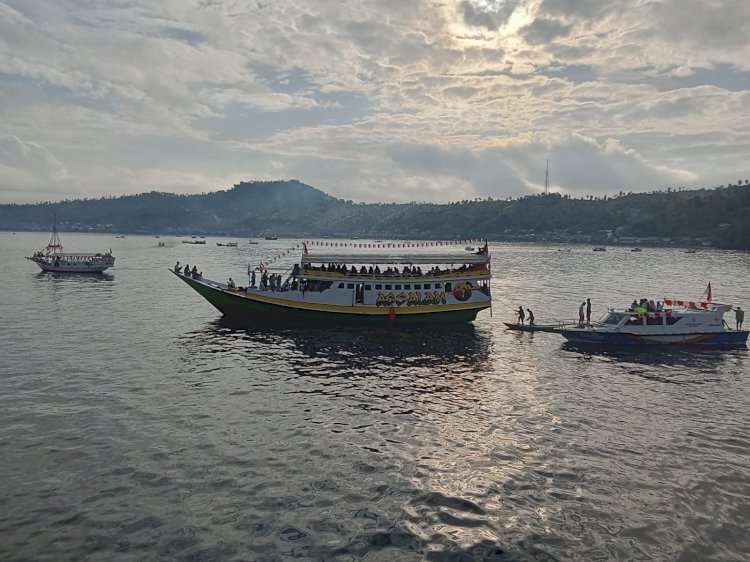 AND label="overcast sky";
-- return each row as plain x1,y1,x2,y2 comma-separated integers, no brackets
1,0,749,204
